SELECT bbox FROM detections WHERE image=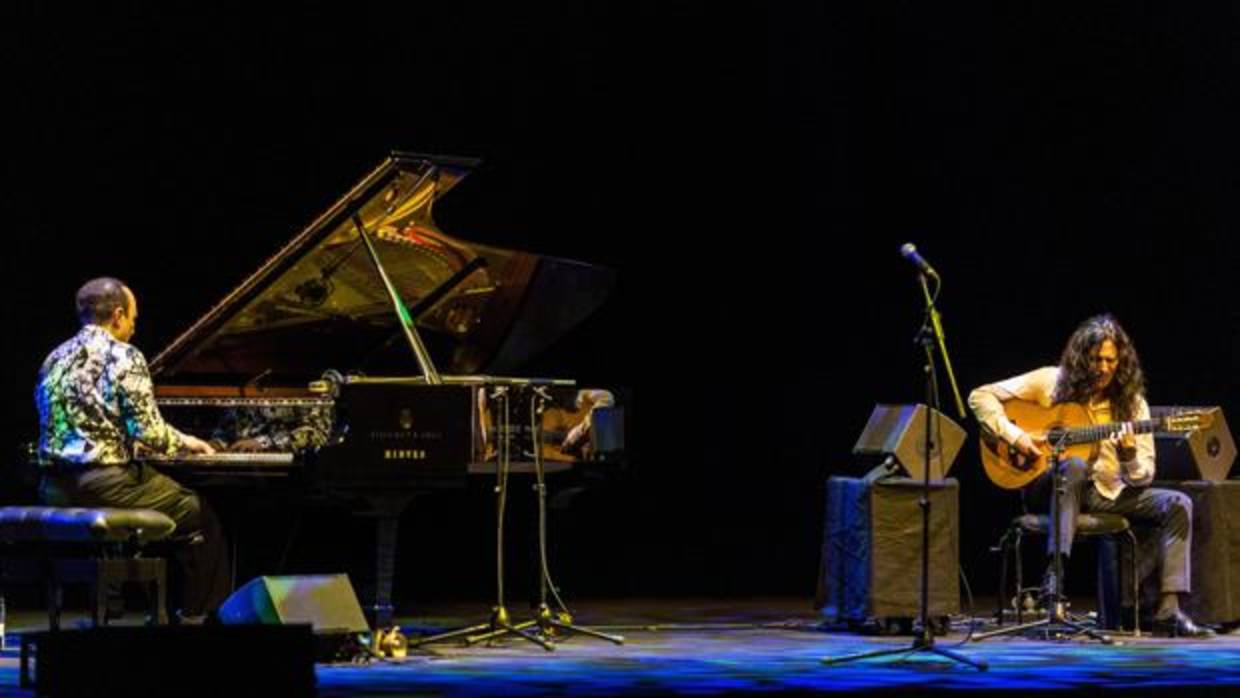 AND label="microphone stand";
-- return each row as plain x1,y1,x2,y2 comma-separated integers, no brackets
969,434,1115,644
824,271,986,671
464,386,624,647
411,386,554,651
